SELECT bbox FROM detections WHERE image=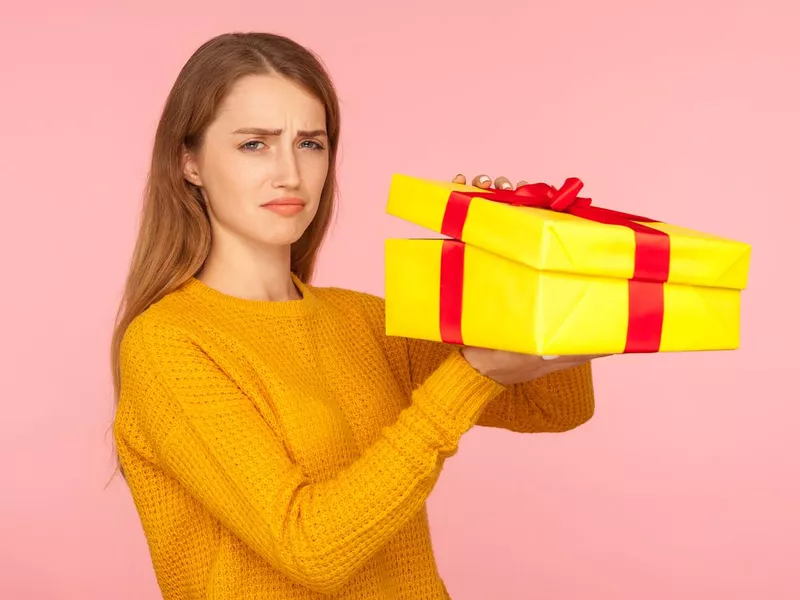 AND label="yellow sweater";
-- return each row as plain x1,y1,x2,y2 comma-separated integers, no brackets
115,275,594,599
